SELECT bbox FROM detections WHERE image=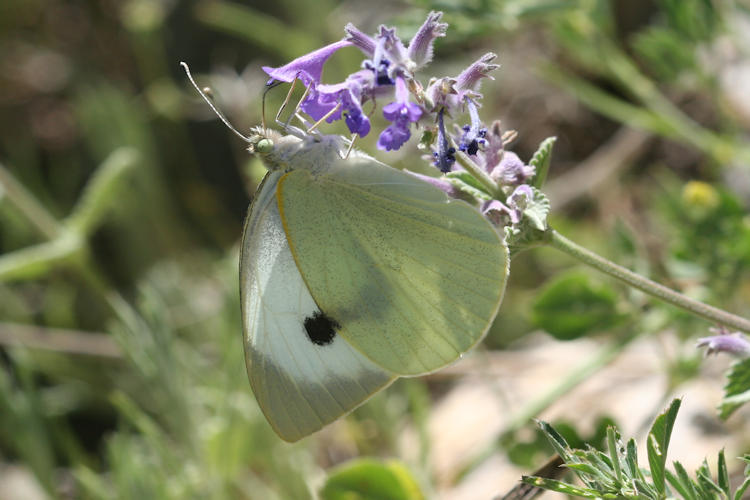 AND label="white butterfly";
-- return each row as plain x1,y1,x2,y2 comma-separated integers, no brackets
182,63,509,441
